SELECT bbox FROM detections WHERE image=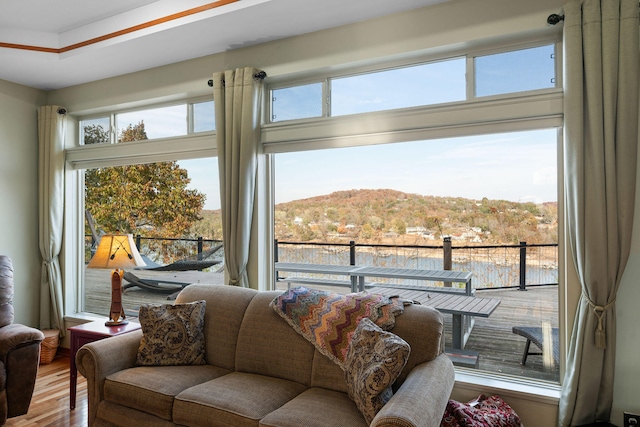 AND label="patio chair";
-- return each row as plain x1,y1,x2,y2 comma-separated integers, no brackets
136,244,223,272
122,271,189,300
85,210,223,272
512,325,559,365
